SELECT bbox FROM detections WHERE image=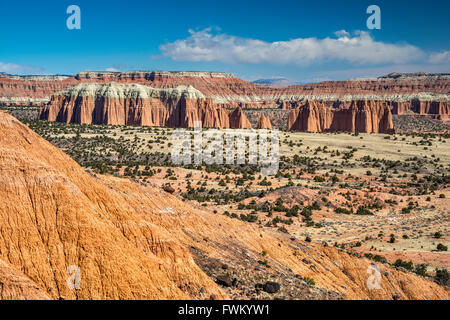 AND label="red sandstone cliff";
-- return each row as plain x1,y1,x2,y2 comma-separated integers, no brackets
2,71,446,129
288,100,395,133
287,101,334,132
40,83,230,129
173,98,230,129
